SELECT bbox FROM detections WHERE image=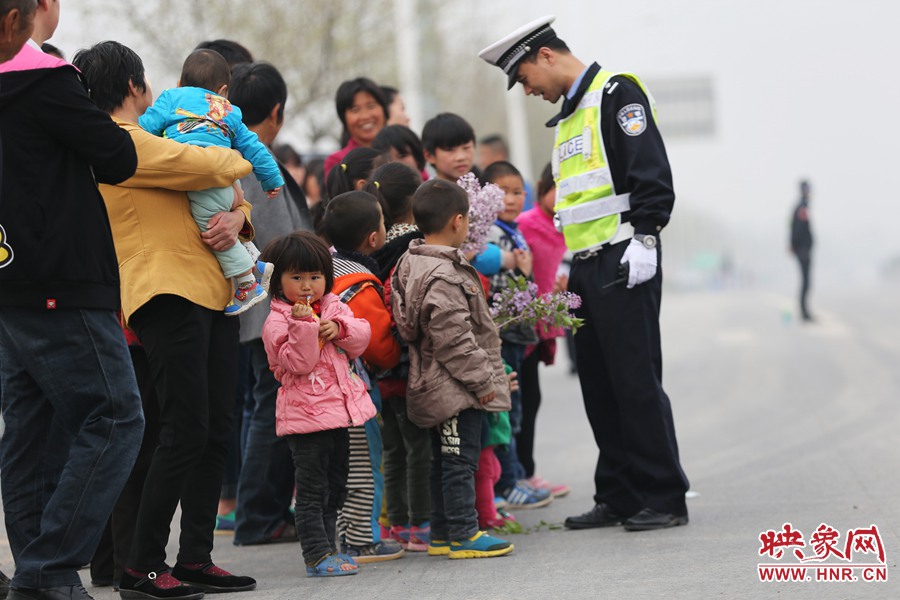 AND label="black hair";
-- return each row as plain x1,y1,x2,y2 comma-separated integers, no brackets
260,231,334,300
368,162,421,229
273,143,302,167
537,162,555,198
304,159,325,195
520,36,571,65
482,160,523,186
180,49,230,93
413,179,469,236
372,125,426,171
1,0,36,20
72,41,148,114
478,134,508,156
380,85,399,105
41,42,63,59
334,78,389,136
322,191,383,252
228,62,287,126
325,146,379,200
194,39,254,68
421,113,475,154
